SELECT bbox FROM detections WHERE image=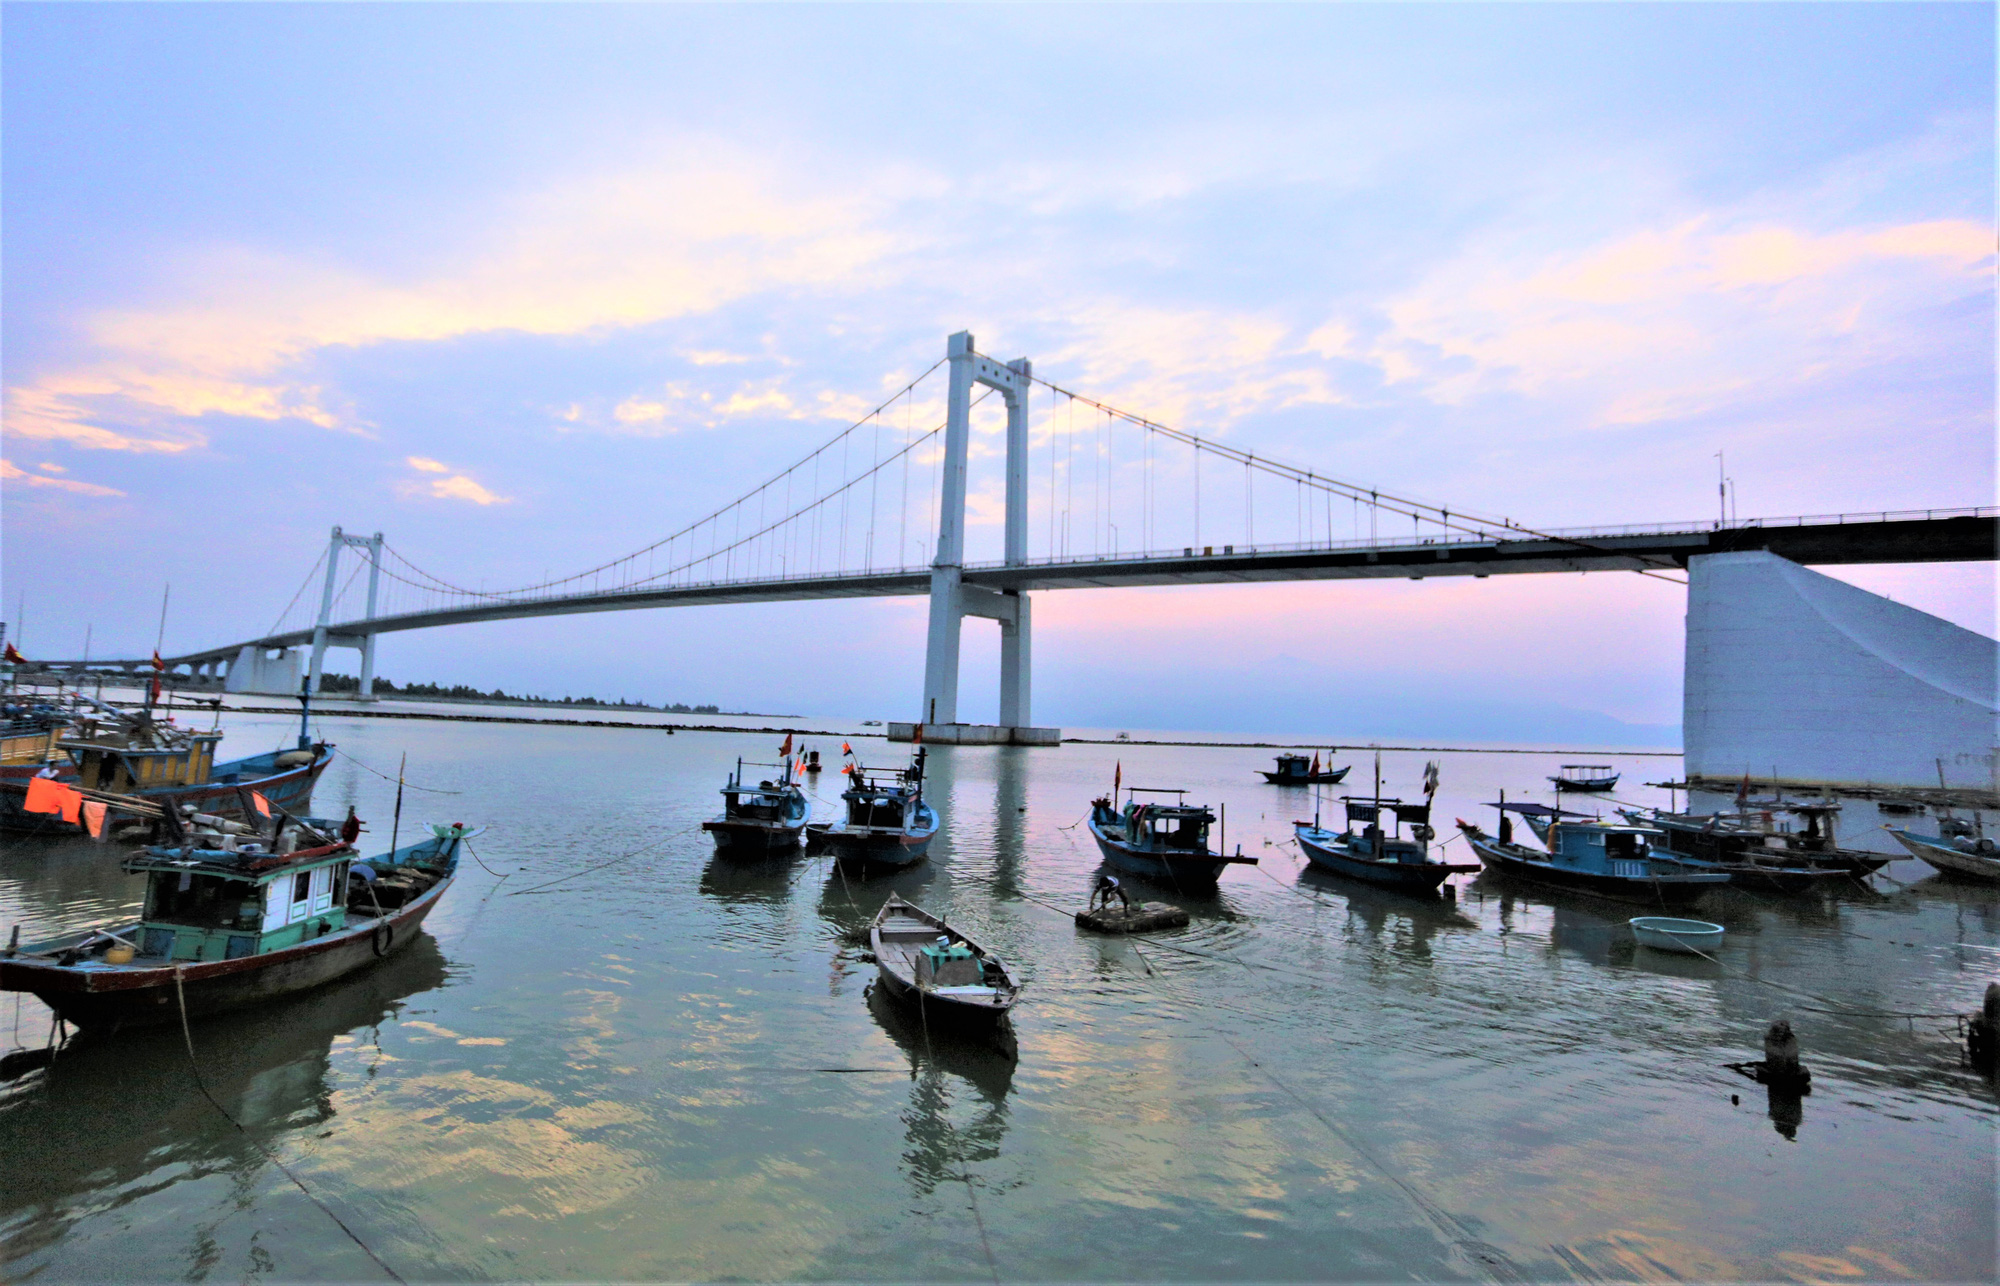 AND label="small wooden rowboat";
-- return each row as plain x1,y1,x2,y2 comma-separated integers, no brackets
1629,916,1725,955
869,894,1019,1028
